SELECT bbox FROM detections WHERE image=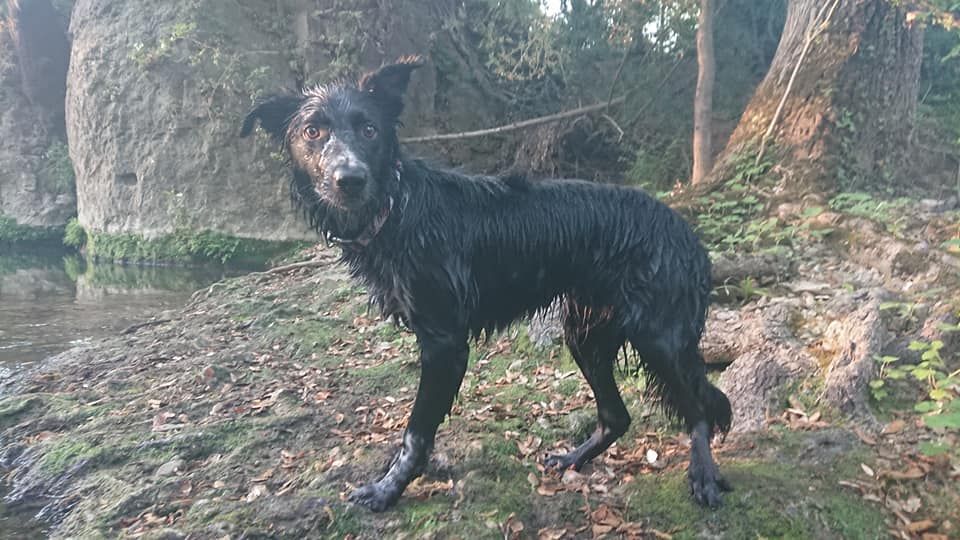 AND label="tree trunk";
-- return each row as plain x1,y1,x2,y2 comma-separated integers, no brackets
711,0,923,191
692,0,715,184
